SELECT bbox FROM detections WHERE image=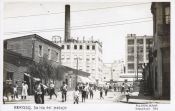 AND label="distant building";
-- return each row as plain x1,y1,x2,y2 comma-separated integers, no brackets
103,60,124,82
102,63,112,82
124,34,153,81
52,36,103,83
112,60,125,81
